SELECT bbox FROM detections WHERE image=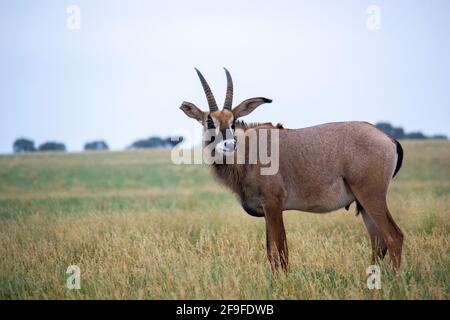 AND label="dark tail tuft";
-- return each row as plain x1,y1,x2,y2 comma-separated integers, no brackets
392,140,404,178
